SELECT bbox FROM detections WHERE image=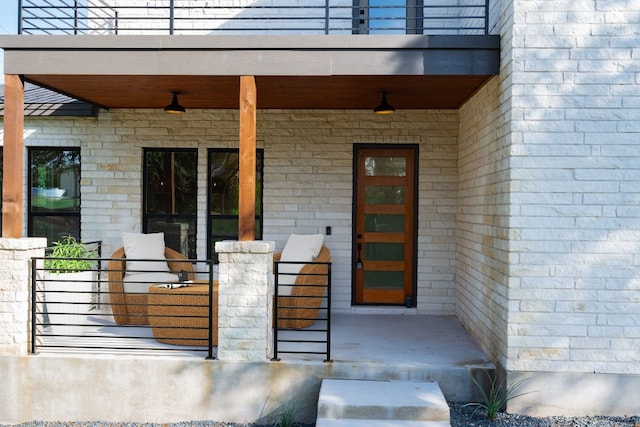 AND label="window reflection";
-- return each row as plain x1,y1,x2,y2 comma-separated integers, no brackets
28,148,81,245
208,149,263,260
143,149,197,258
